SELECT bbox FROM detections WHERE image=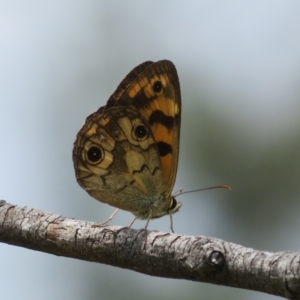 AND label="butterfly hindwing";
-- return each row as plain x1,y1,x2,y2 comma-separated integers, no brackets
74,106,169,219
